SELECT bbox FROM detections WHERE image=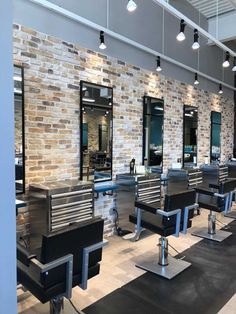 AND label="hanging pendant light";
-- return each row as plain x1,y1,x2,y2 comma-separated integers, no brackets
192,29,200,50
127,0,137,12
176,19,186,42
194,73,199,85
232,57,236,72
99,31,107,50
218,84,223,94
156,56,162,72
222,51,230,68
